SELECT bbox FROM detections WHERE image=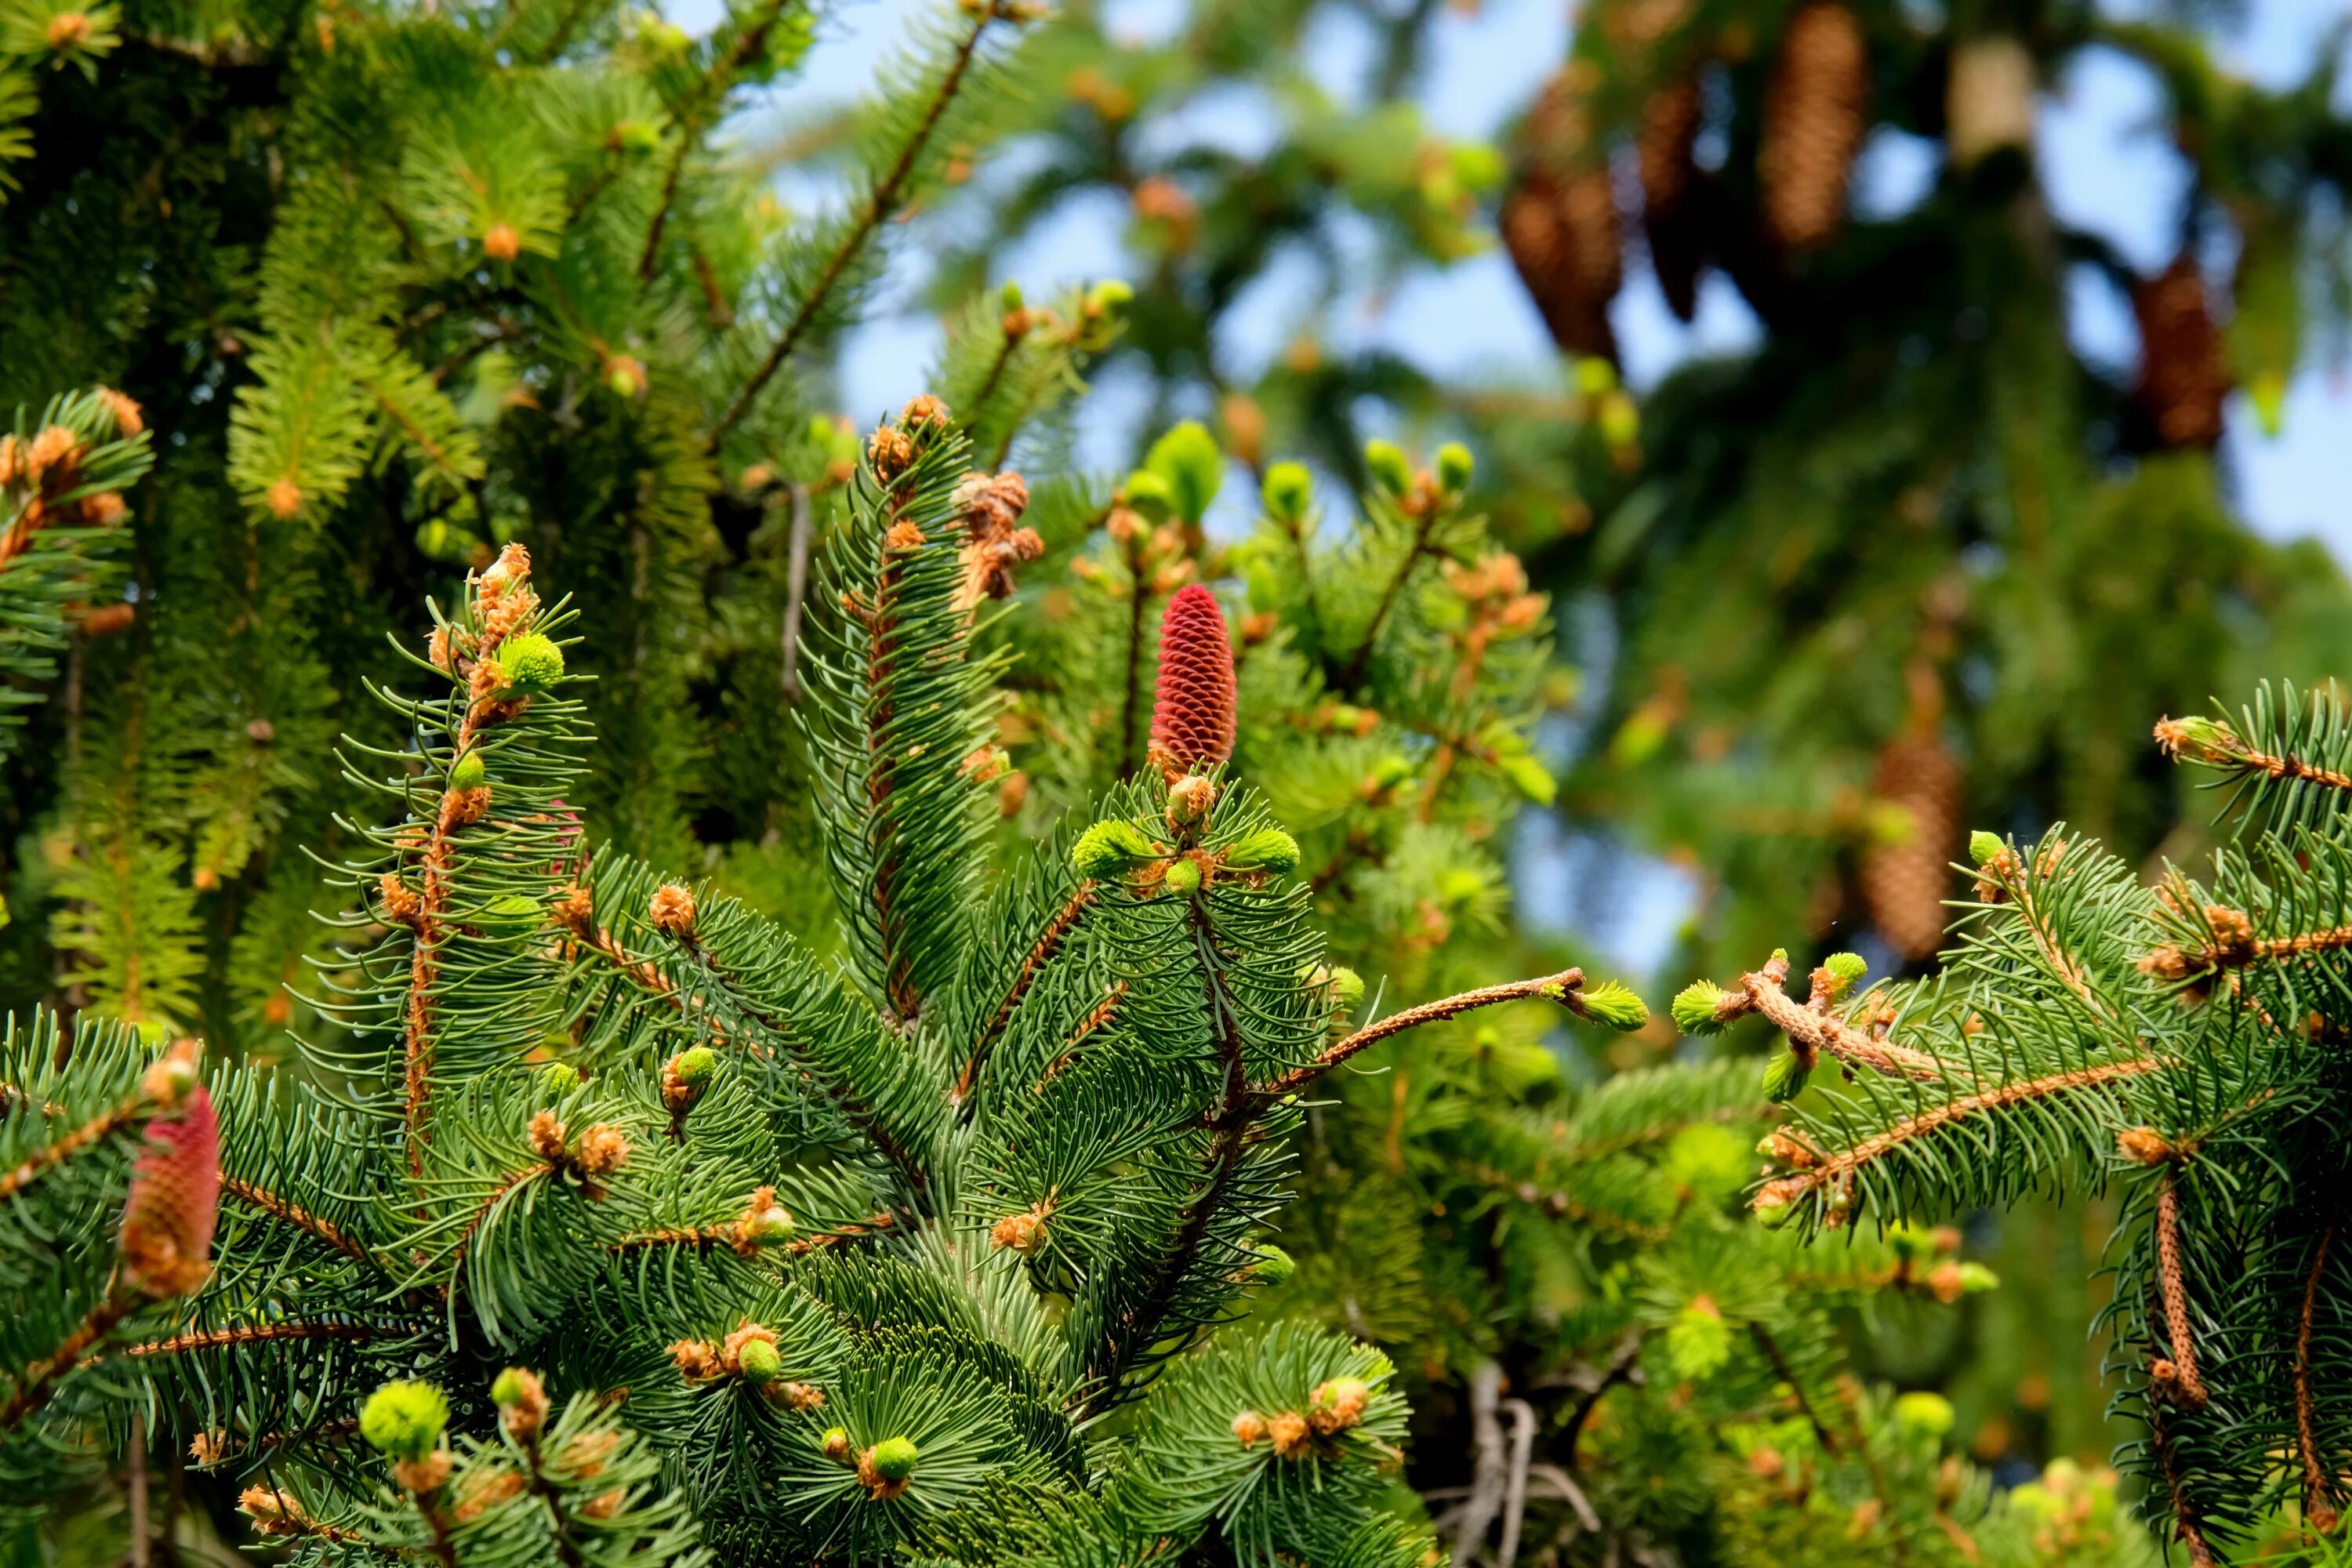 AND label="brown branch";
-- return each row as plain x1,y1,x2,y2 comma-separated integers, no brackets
221,1175,377,1269
1087,908,1257,1414
2300,1224,2339,1533
2158,716,2352,795
101,1319,391,1364
1738,965,1944,1083
710,8,998,444
1560,1333,1644,1471
635,0,800,283
2148,1401,2220,1566
1254,969,1584,1103
954,884,1095,1106
783,1211,895,1257
1746,1322,1841,1455
1334,506,1446,691
1755,1057,2167,1209
1,1294,134,1436
0,1092,149,1203
2154,1174,2210,1407
1036,984,1127,1088
1116,528,1152,778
